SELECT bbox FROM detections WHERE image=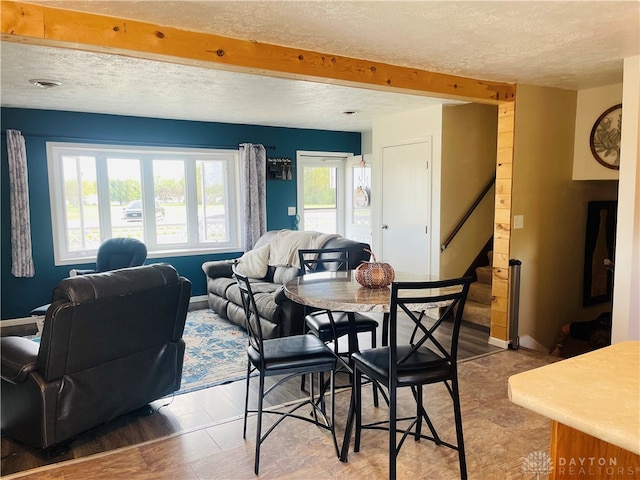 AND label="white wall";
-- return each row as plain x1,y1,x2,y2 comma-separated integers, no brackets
572,84,623,180
612,55,640,343
371,105,443,275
